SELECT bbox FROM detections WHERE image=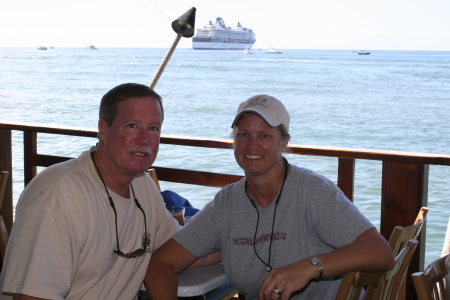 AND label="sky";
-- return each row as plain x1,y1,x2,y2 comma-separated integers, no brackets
1,0,450,51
